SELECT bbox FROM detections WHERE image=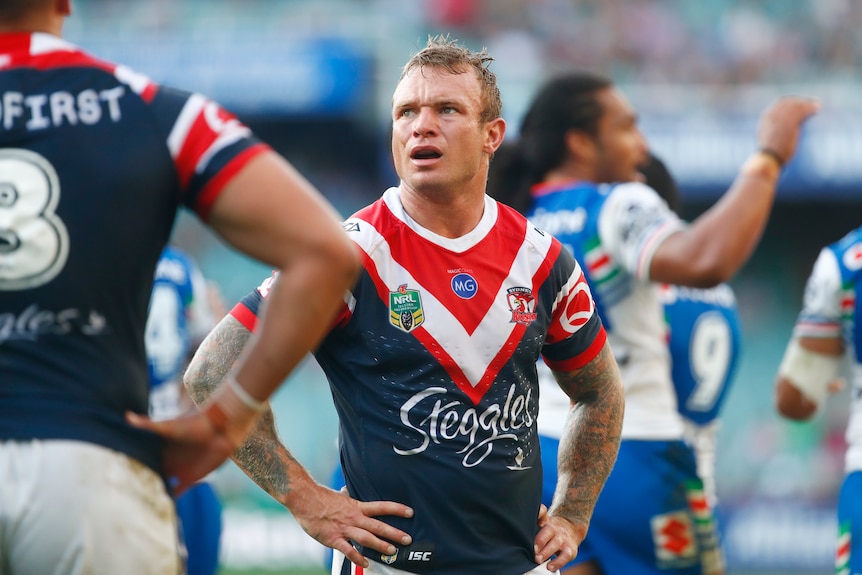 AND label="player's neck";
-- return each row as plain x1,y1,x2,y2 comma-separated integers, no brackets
398,184,486,239
542,165,596,187
0,16,63,37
